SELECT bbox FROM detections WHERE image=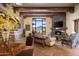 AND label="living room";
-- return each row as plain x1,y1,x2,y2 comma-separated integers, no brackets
0,3,79,56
